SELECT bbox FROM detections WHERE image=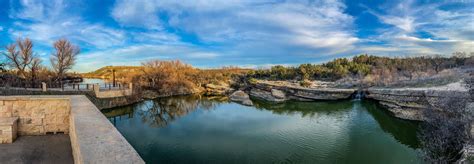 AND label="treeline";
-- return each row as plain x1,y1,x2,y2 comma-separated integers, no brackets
0,37,80,87
131,60,249,95
247,53,473,84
